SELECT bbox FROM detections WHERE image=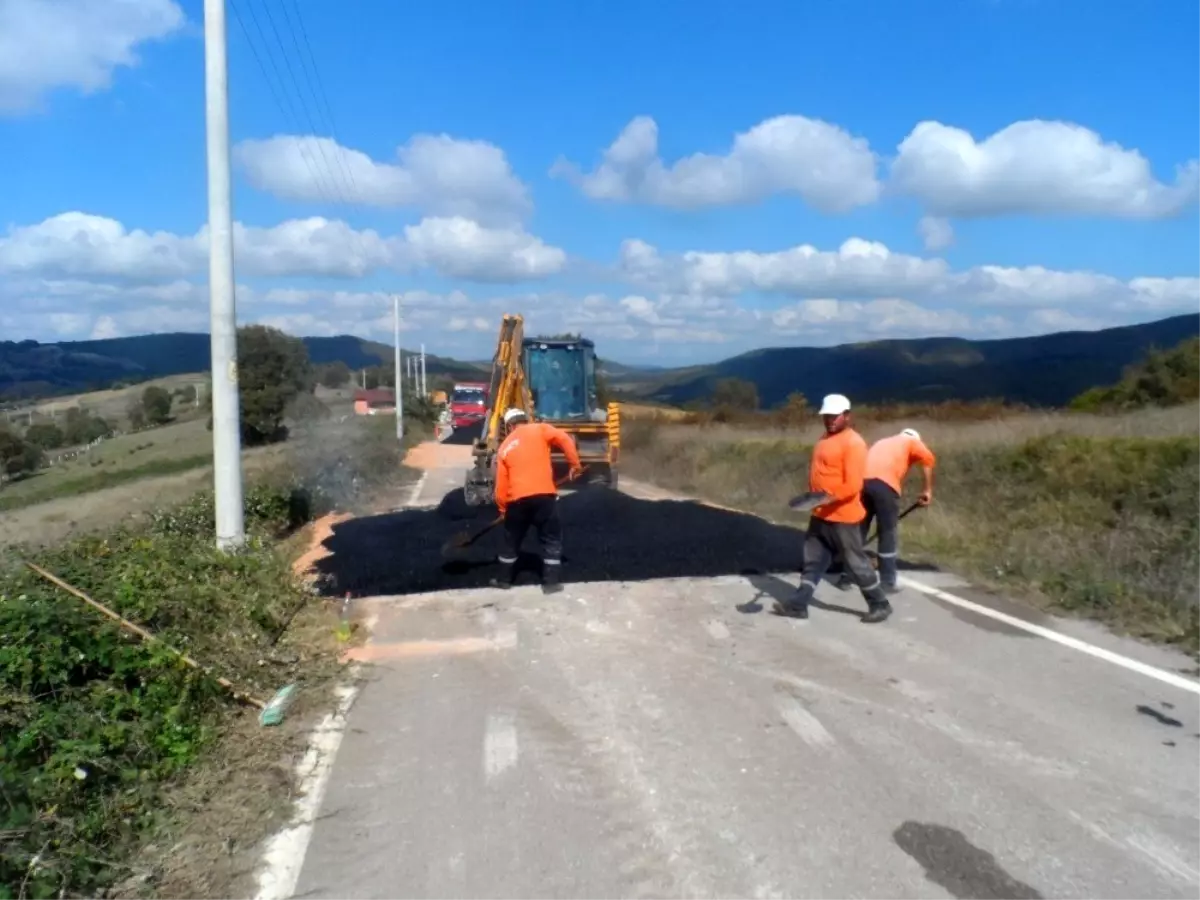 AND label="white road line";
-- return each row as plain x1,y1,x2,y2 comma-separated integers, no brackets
483,713,519,781
253,612,377,900
898,575,1200,695
775,695,835,748
406,471,428,508
253,678,362,900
